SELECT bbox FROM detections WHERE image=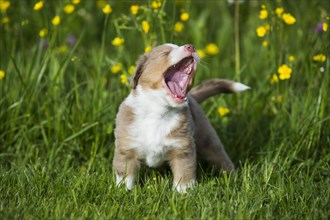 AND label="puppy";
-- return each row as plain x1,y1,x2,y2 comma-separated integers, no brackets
113,43,250,193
